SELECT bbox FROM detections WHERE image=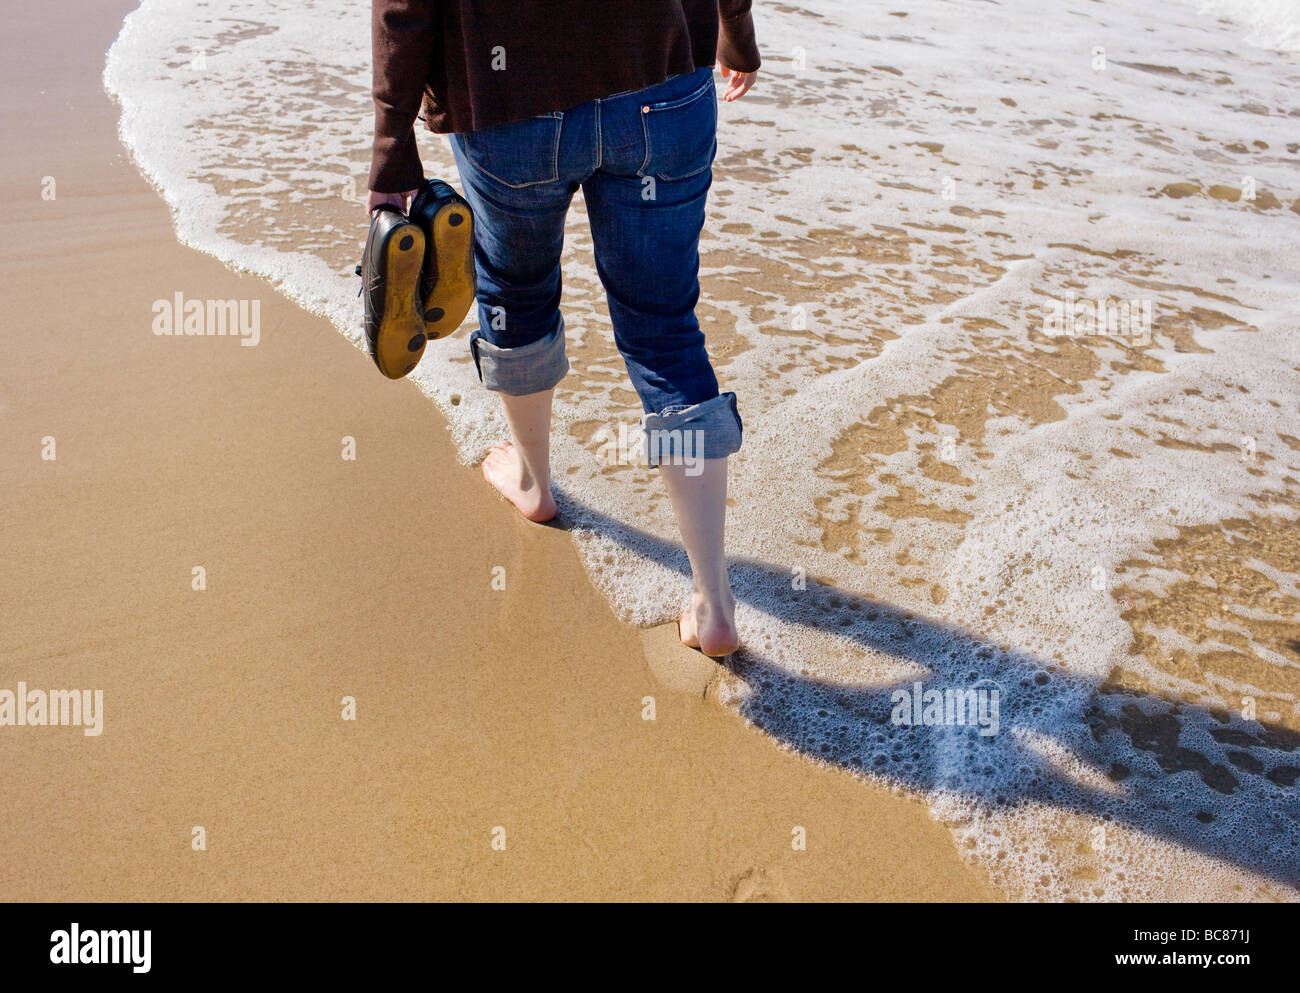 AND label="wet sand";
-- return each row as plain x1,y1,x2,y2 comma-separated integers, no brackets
0,0,1000,901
